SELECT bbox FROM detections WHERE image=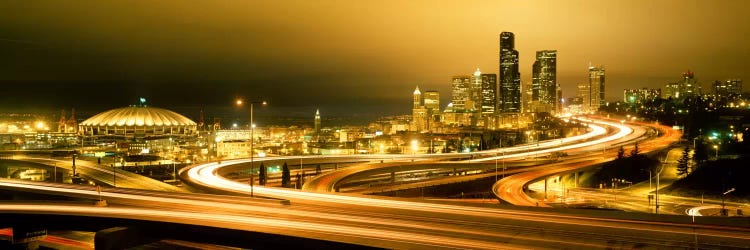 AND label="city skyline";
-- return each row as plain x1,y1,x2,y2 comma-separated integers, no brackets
1,1,749,116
